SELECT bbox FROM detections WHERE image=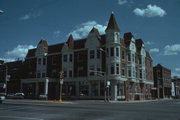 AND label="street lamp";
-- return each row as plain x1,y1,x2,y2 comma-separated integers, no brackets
98,47,110,102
